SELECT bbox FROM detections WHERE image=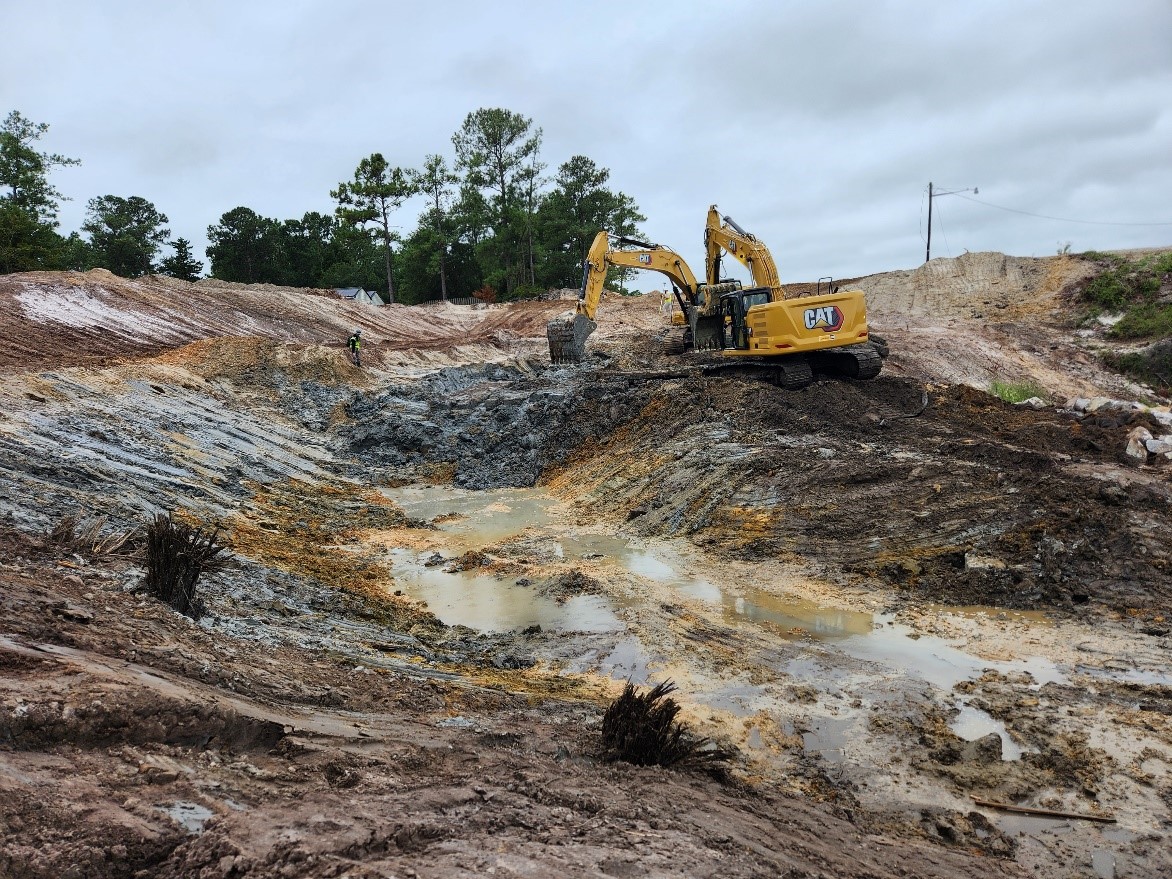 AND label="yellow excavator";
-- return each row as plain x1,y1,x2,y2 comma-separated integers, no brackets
546,212,883,388
704,205,784,301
